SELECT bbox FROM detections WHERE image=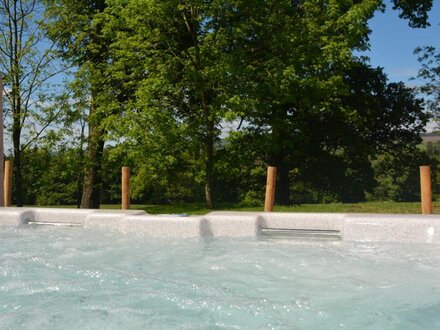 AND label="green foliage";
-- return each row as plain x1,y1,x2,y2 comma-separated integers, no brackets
36,149,81,205
423,140,440,199
19,147,81,205
415,46,440,122
0,0,72,206
391,0,433,28
368,152,432,202
26,0,434,208
19,150,49,205
0,0,70,142
97,0,244,207
214,136,267,205
218,61,427,205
